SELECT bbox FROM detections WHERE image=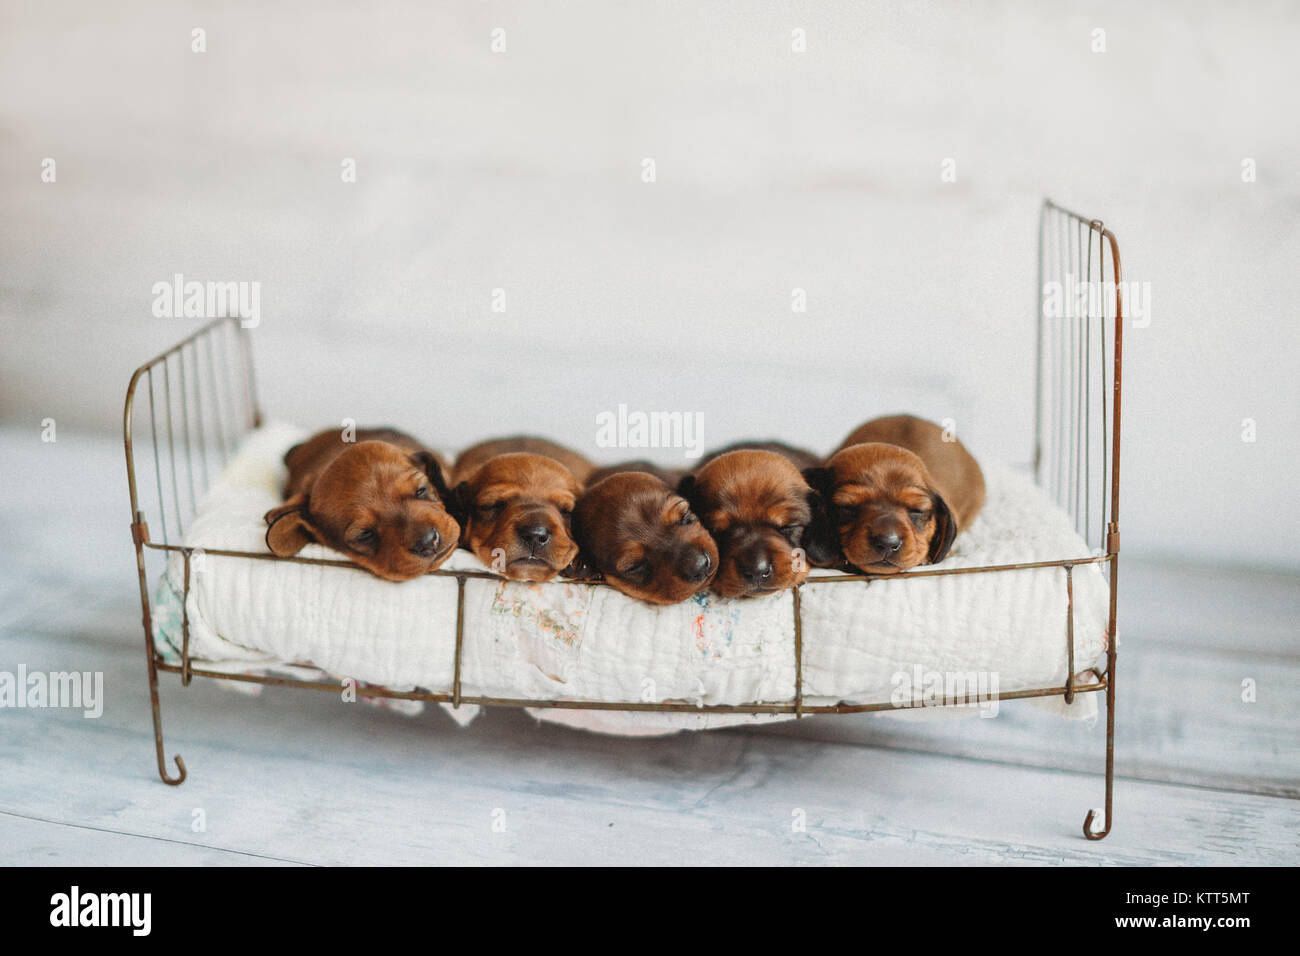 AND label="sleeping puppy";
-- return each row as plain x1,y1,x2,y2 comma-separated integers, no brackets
678,449,822,598
803,414,985,574
570,467,717,604
449,437,593,582
264,427,460,582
